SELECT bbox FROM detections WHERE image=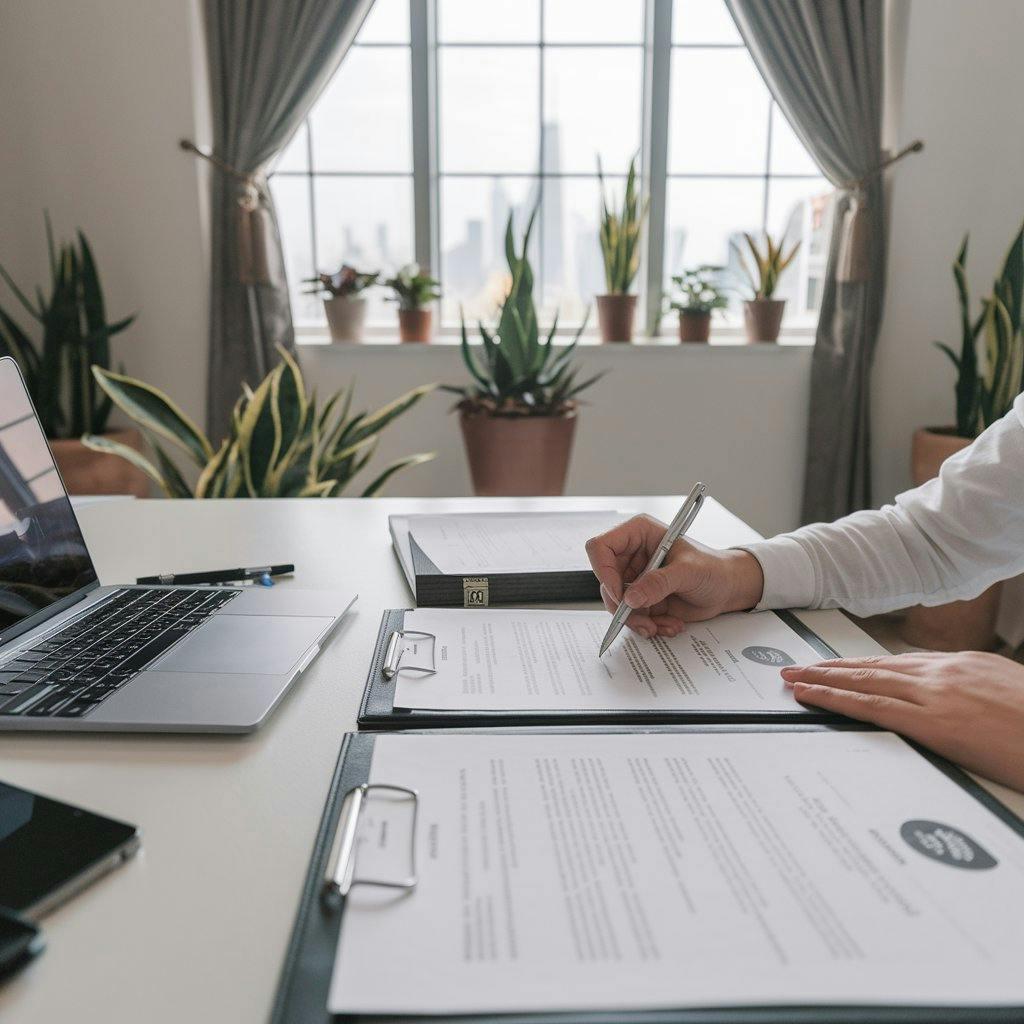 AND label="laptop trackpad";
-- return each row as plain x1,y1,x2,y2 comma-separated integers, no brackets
153,615,333,675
